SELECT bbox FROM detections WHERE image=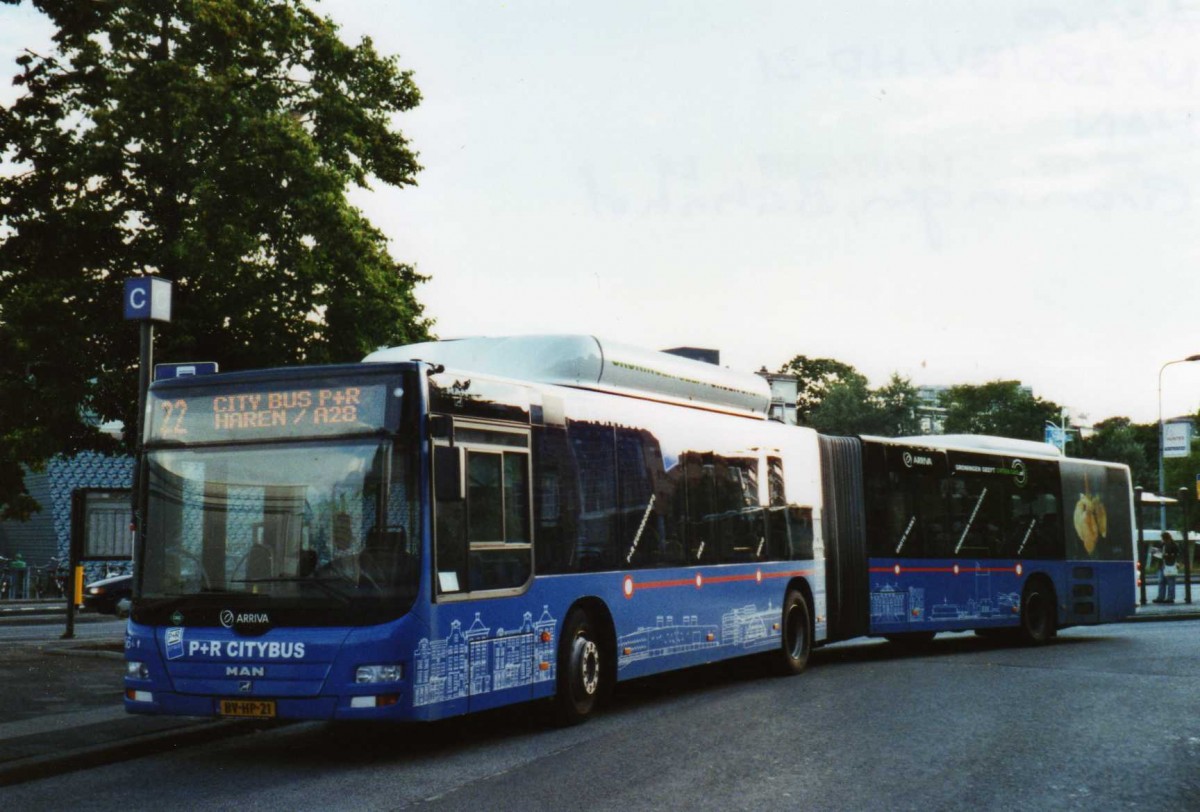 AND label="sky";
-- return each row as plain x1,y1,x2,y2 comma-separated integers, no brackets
2,1,1199,424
